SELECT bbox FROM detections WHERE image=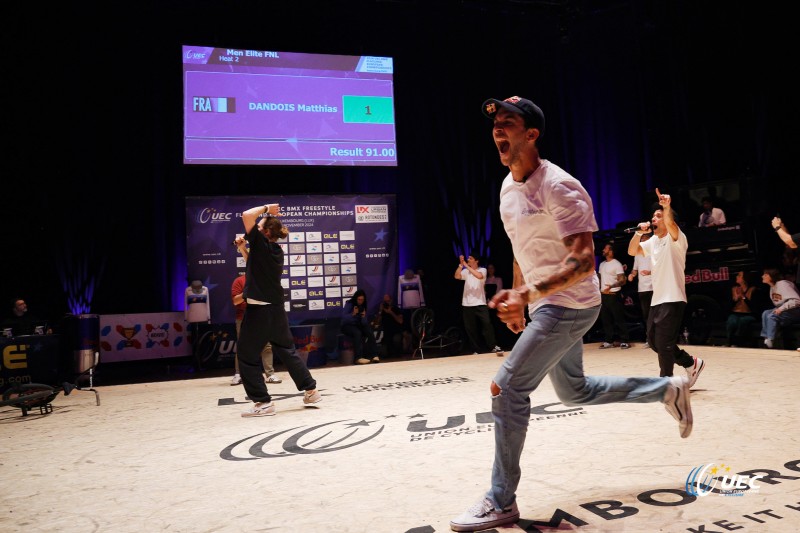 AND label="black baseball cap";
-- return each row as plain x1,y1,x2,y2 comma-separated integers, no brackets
482,96,545,136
